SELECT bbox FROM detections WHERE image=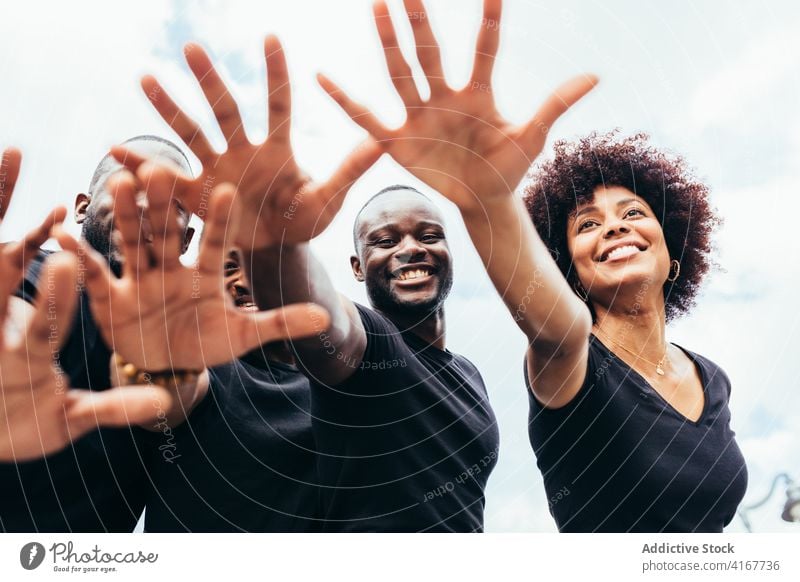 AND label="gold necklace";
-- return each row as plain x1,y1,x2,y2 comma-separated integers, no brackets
594,327,669,376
